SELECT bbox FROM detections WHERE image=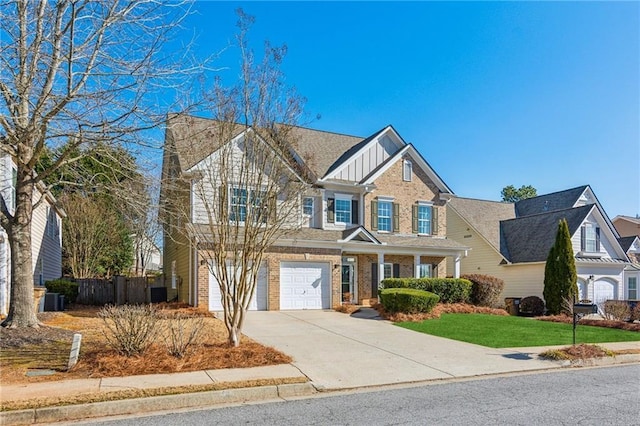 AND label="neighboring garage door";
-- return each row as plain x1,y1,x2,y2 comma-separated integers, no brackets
593,280,616,305
209,264,268,311
280,262,330,310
